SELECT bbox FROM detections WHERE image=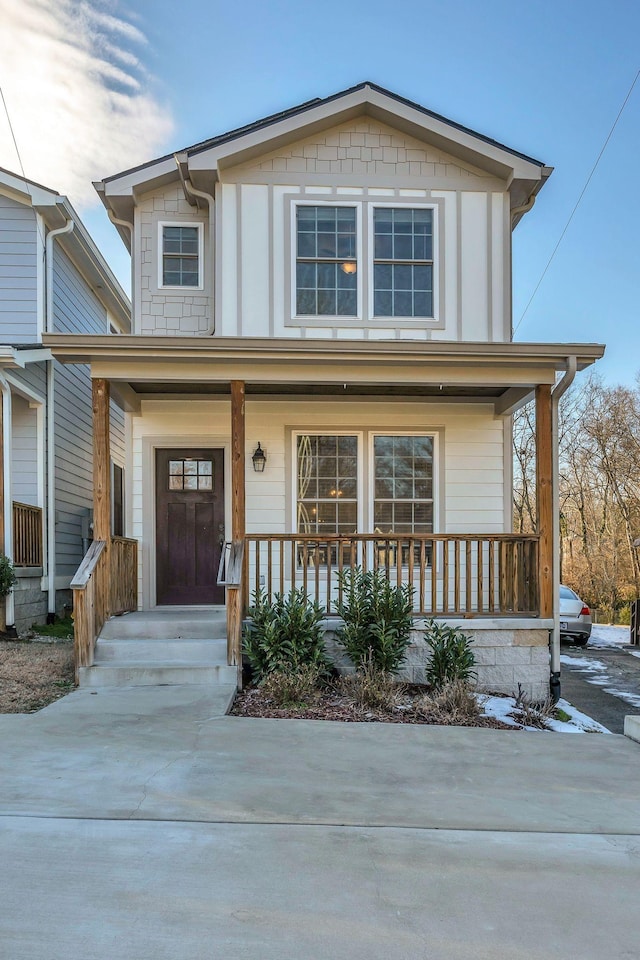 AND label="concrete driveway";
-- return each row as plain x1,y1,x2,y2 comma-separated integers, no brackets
1,685,639,960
